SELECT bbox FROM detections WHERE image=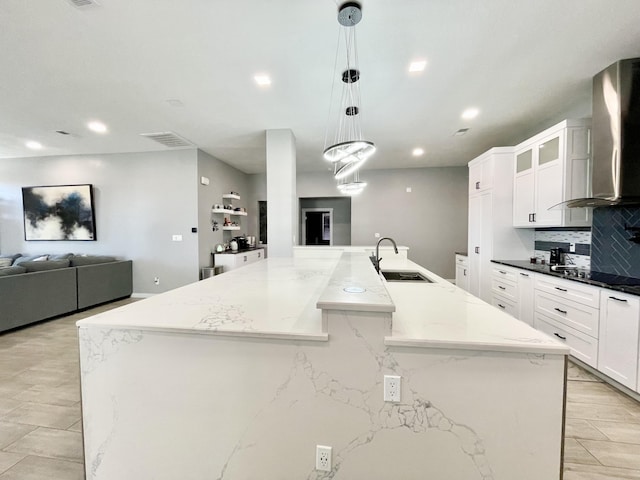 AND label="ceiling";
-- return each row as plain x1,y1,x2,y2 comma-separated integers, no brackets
2,0,640,175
